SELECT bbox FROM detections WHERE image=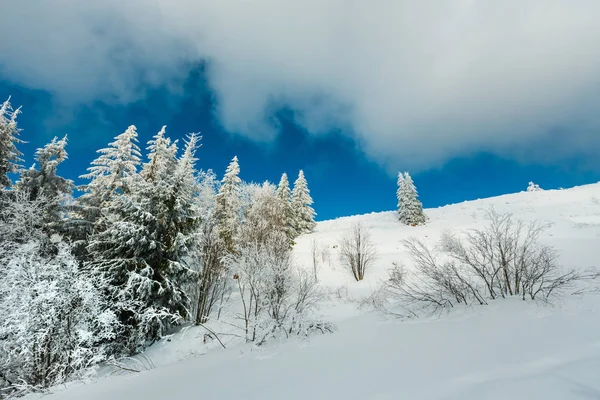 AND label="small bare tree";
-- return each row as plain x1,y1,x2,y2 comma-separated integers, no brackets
227,232,333,344
310,238,320,280
339,223,378,281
